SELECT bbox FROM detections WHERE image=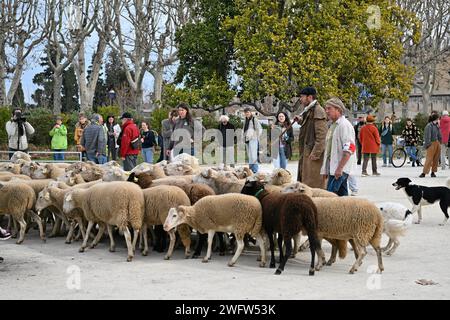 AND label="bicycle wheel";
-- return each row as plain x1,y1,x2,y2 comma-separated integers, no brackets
391,148,407,168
